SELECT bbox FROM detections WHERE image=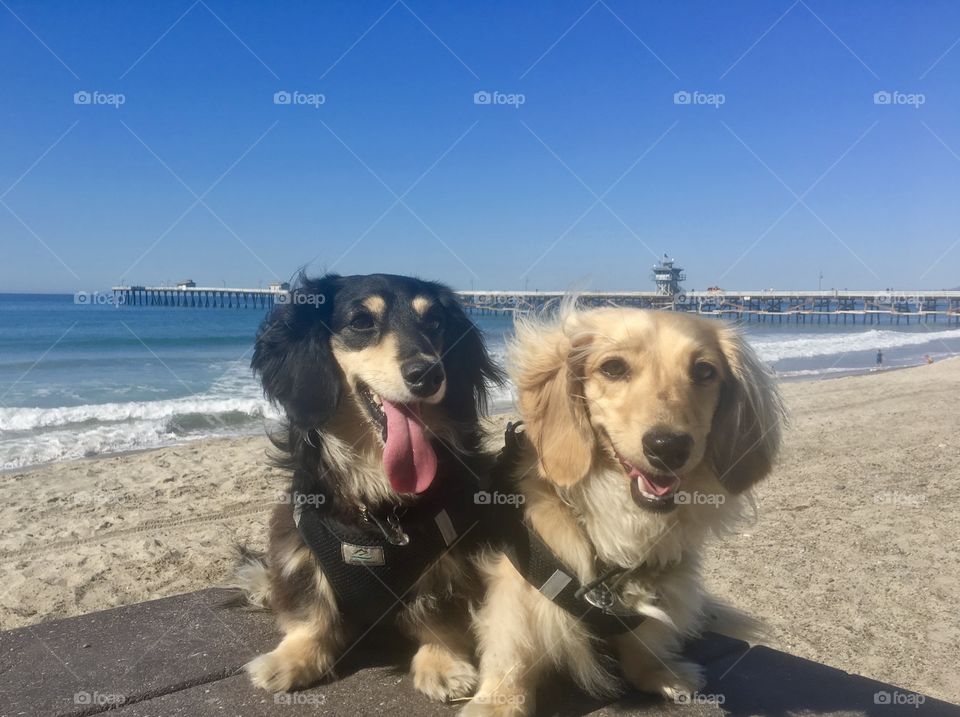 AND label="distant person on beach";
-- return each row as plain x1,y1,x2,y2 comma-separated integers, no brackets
924,354,934,364
876,349,883,366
